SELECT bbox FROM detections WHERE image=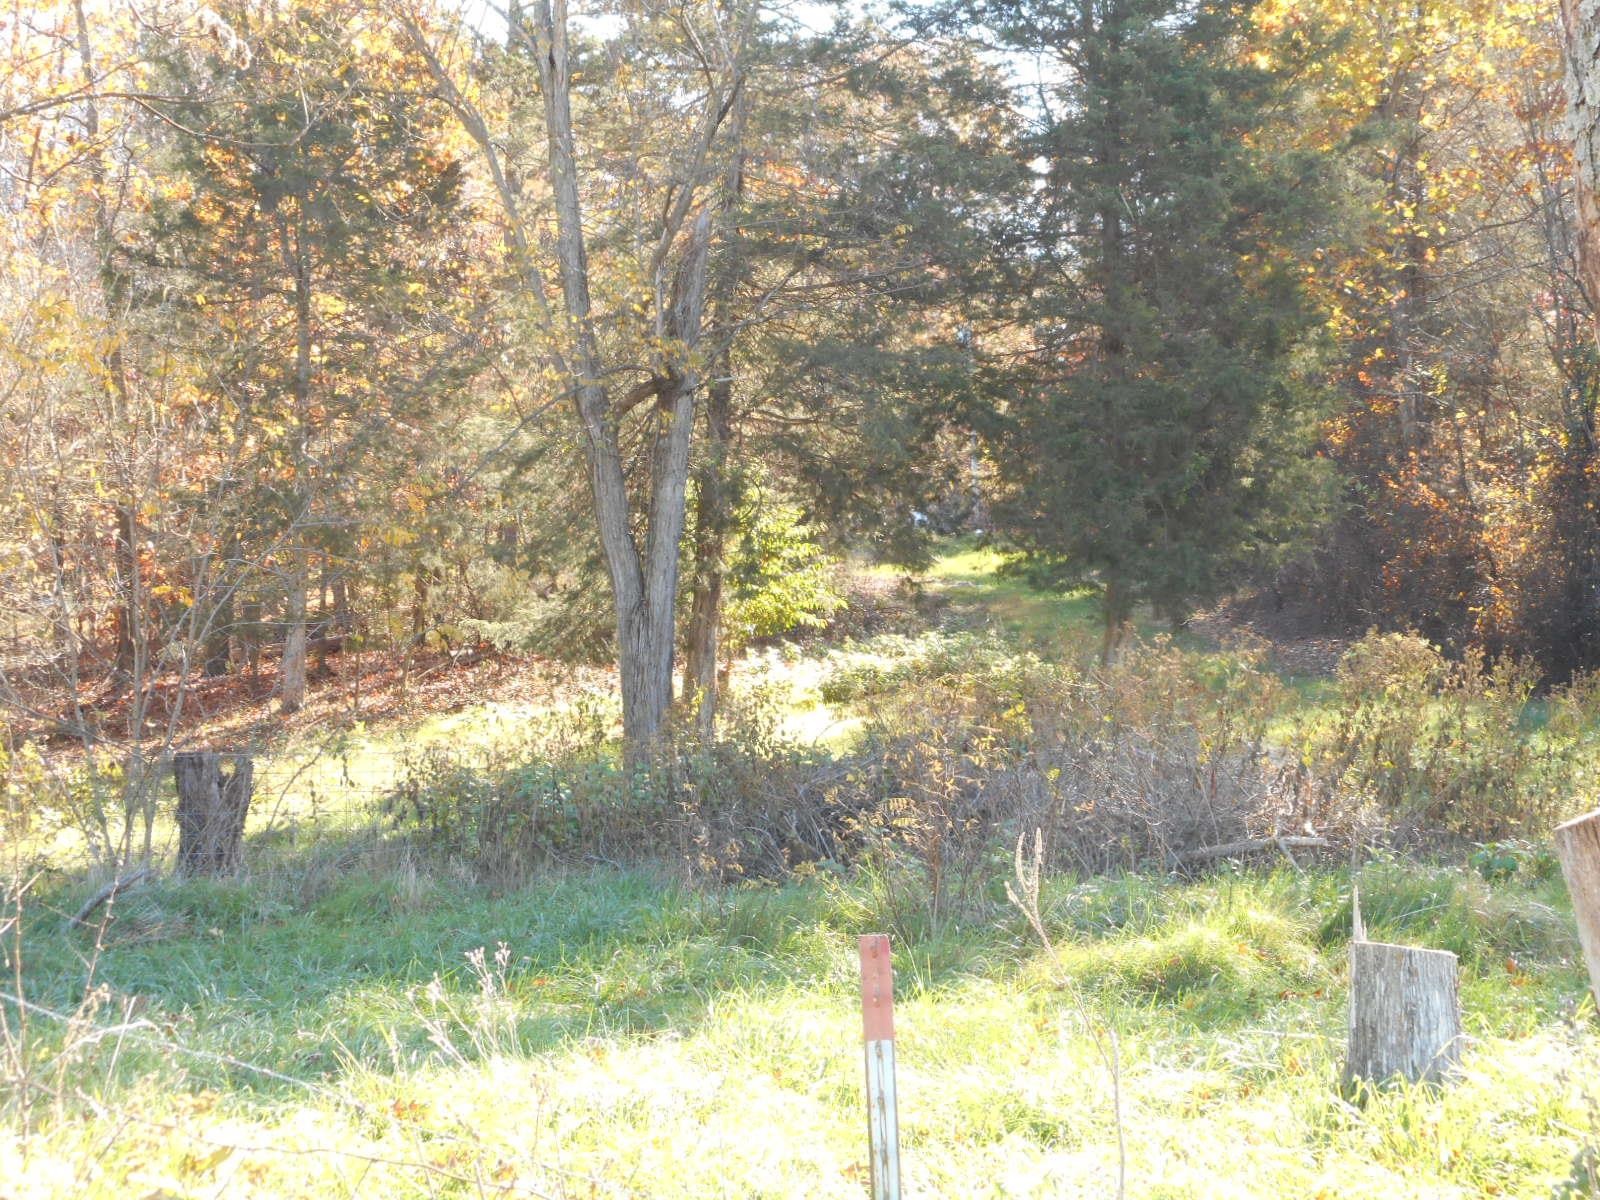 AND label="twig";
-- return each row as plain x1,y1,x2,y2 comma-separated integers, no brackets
64,868,153,931
1007,829,1127,1199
